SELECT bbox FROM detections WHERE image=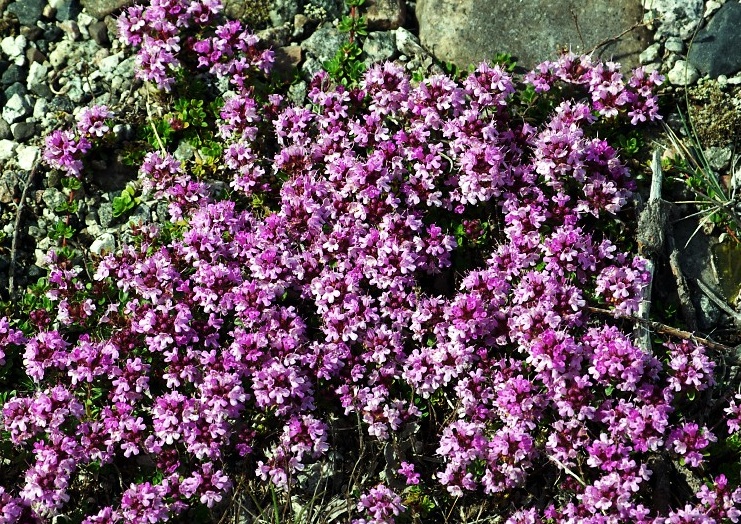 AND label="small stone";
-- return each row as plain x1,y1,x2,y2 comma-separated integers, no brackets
80,0,135,20
59,20,82,41
0,118,11,140
395,27,425,59
43,25,64,44
11,121,35,142
5,81,27,99
639,43,660,64
7,0,46,27
98,52,120,74
33,98,48,119
26,61,48,90
704,146,732,172
43,3,57,18
705,0,722,18
293,13,310,39
665,37,684,53
0,140,17,163
25,47,46,64
97,202,114,228
90,233,116,255
1,35,27,60
16,144,40,170
20,25,43,41
49,39,74,68
667,60,700,86
42,187,66,210
365,0,405,30
2,92,32,124
0,171,19,204
1,63,26,86
88,20,110,46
